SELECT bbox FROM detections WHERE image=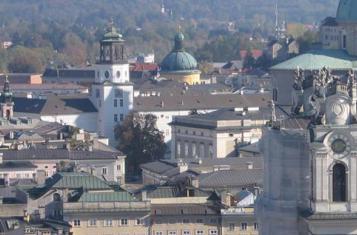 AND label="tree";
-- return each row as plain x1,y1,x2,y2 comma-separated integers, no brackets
7,46,44,73
115,112,166,175
243,50,256,70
